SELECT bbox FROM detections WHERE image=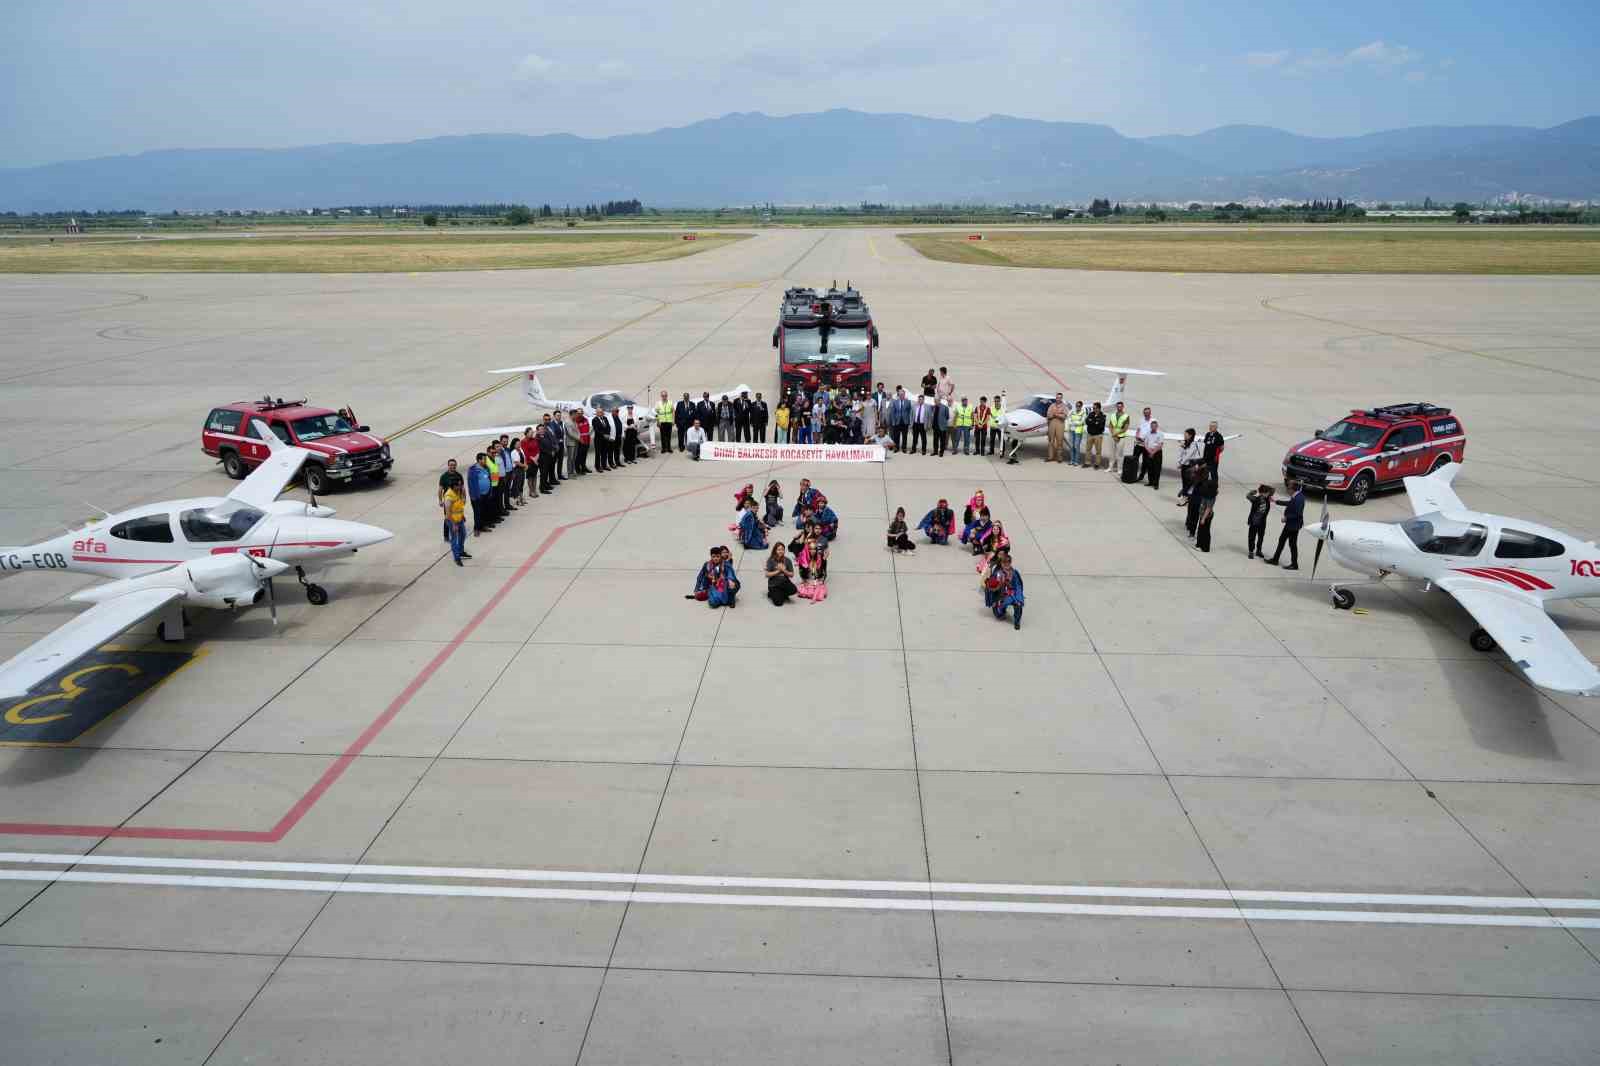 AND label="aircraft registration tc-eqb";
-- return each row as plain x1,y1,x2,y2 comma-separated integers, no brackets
1312,462,1600,697
0,420,391,699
